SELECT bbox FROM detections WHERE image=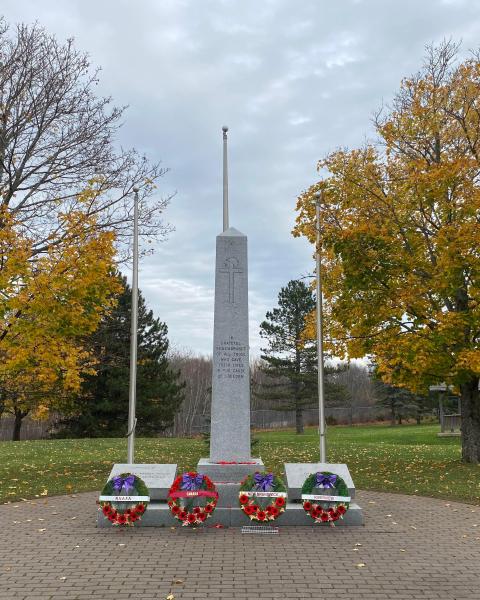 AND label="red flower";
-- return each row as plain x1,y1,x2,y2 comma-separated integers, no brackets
130,513,138,522
337,505,346,515
136,504,145,514
327,507,335,515
303,501,312,511
239,494,249,505
331,511,340,521
321,513,329,522
204,505,213,513
179,511,188,521
270,506,280,518
108,514,116,522
311,508,321,519
257,511,267,521
168,500,174,507
244,505,254,515
194,506,202,514
251,505,259,513
198,513,207,521
172,505,180,515
102,505,112,516
117,514,127,525
275,497,285,507
187,513,197,524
